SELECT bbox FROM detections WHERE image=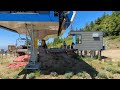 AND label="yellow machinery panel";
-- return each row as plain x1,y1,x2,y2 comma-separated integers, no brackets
34,38,38,48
